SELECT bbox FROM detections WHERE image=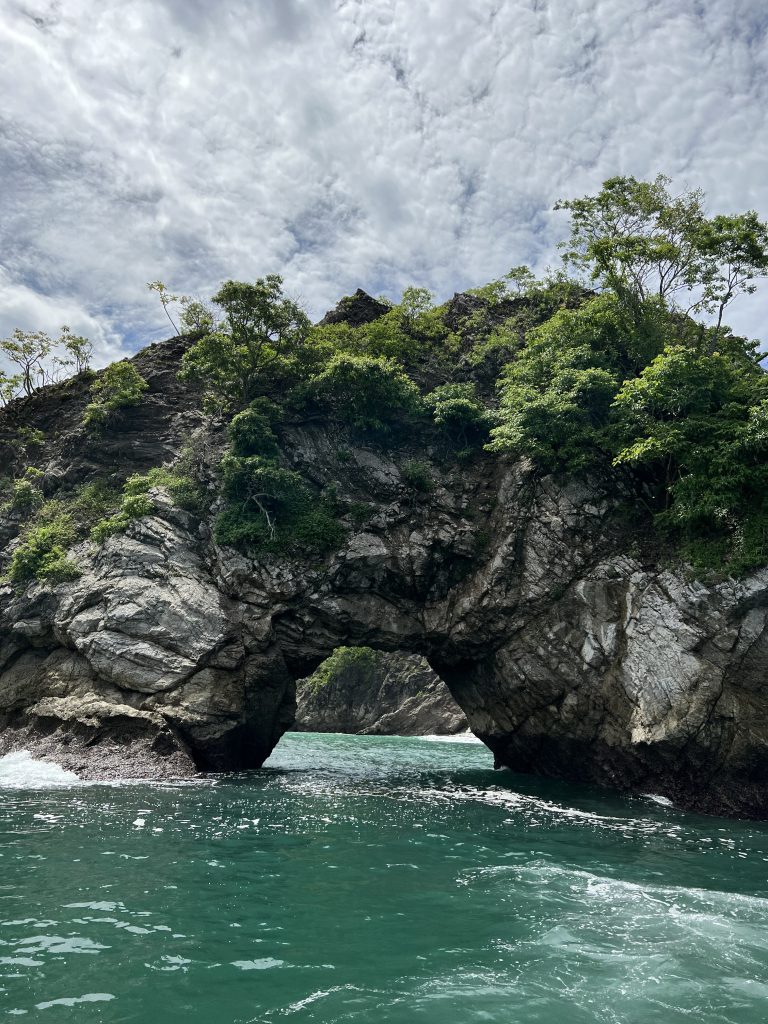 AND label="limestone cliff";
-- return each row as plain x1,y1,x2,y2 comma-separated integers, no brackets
1,299,767,816
294,650,468,735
